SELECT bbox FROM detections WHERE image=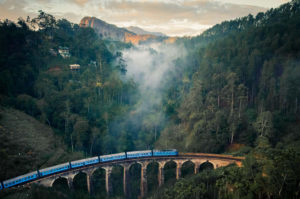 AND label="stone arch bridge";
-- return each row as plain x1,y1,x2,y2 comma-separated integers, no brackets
29,153,244,198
